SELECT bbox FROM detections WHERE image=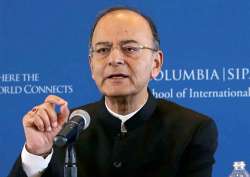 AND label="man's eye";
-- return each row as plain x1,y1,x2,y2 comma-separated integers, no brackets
123,46,139,53
96,48,111,54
